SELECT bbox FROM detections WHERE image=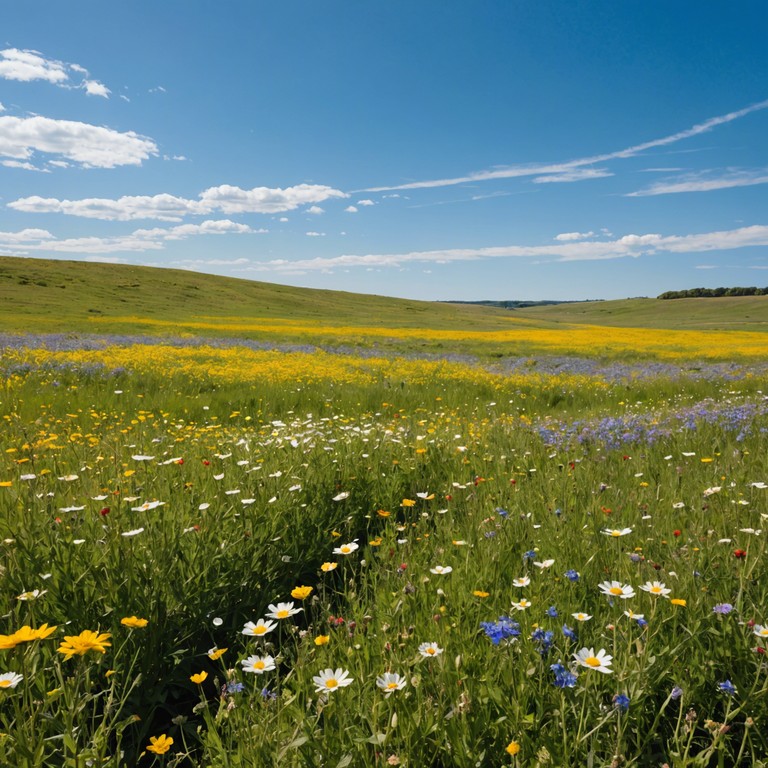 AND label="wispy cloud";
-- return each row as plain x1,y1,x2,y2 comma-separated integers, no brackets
627,167,768,196
363,99,768,192
9,184,348,219
235,224,768,273
0,116,157,168
532,169,613,184
555,231,595,241
0,48,110,97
